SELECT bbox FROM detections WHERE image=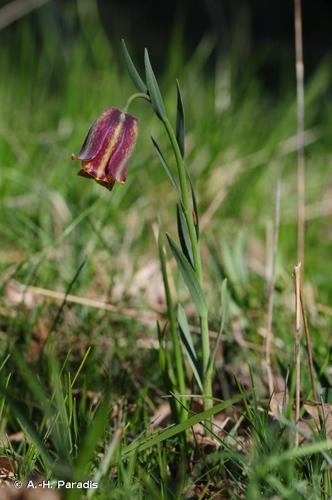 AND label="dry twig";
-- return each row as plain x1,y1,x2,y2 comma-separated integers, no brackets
294,0,305,266
0,0,50,31
265,181,281,395
316,303,332,316
294,262,302,447
3,281,272,355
